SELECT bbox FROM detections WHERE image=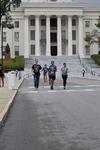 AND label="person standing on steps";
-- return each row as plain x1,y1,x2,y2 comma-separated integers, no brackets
32,59,42,89
82,68,85,77
48,61,57,90
61,63,68,89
